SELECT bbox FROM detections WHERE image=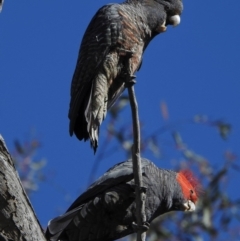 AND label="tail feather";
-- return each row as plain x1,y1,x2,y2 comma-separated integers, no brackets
45,206,82,241
84,72,108,152
69,85,90,140
69,55,124,153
